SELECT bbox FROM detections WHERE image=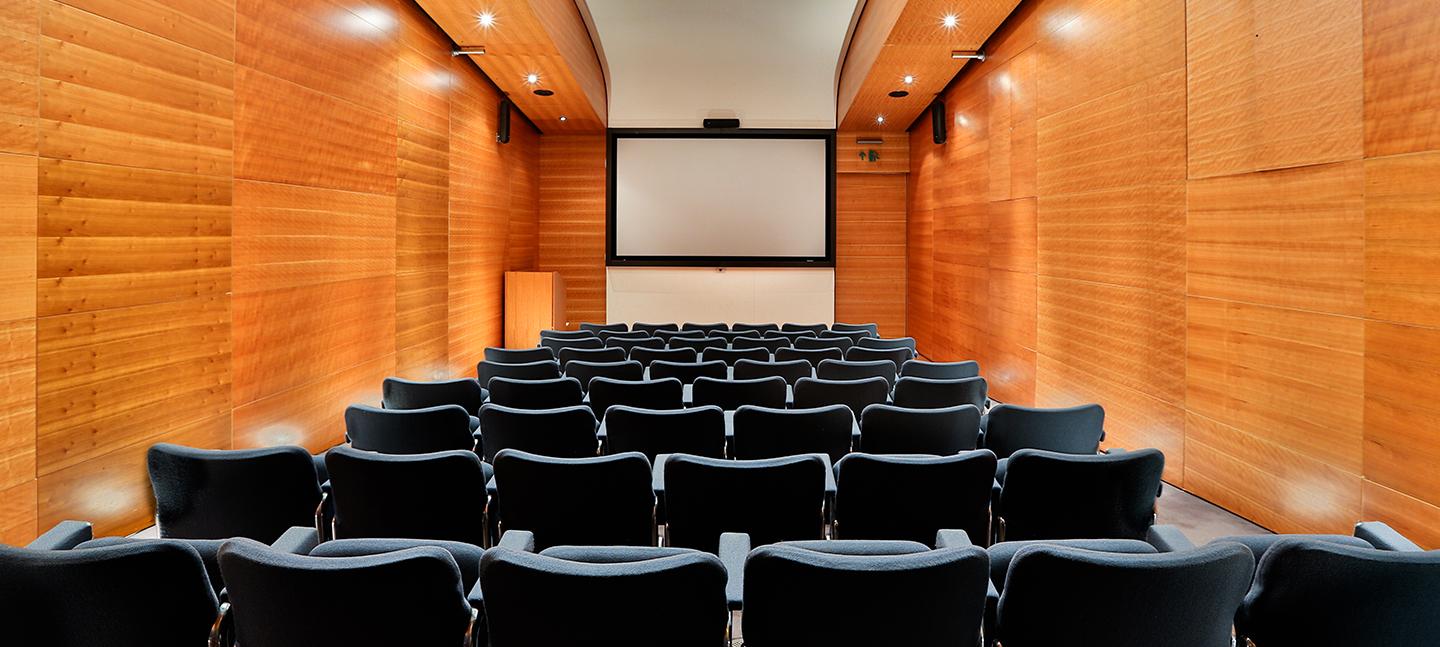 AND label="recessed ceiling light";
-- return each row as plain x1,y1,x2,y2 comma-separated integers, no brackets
903,75,915,85
875,115,886,125
477,11,496,29
524,72,540,85
559,115,568,122
533,88,554,96
941,14,958,30
888,90,909,98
